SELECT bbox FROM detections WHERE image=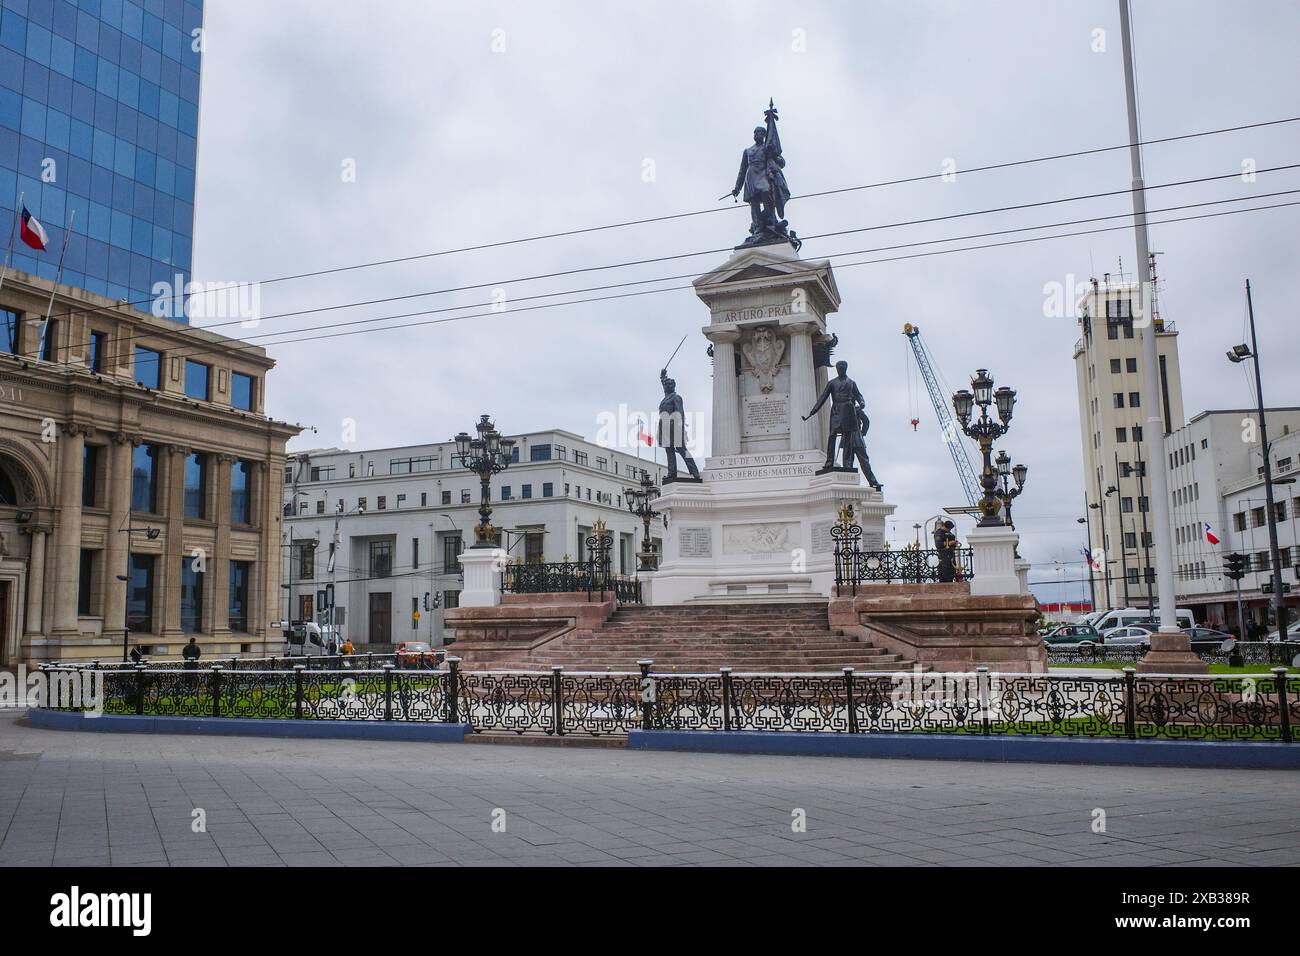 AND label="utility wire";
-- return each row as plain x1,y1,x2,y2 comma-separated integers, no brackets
34,114,1300,324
